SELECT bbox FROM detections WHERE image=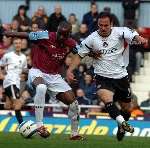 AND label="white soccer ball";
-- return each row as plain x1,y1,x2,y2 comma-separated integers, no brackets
18,120,37,138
